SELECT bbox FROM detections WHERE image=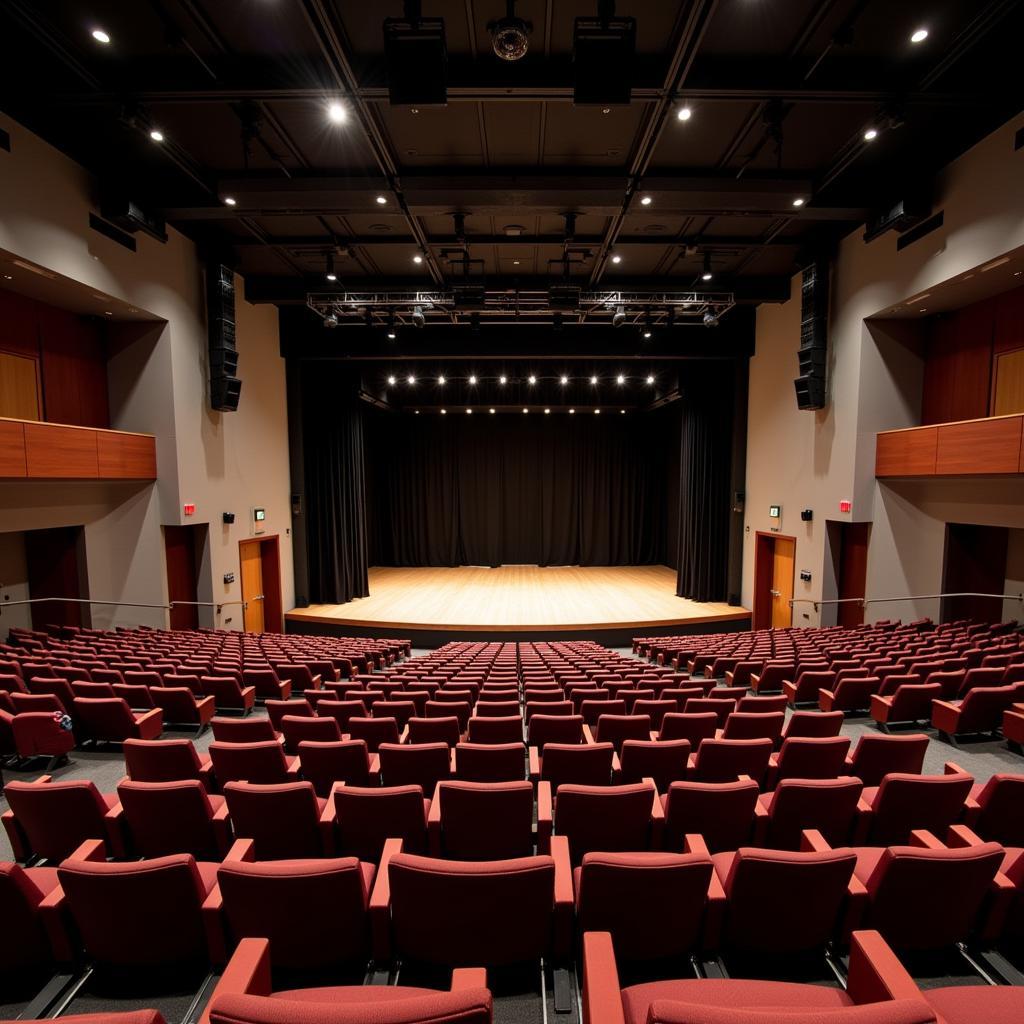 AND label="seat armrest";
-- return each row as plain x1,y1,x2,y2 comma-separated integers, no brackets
528,746,541,782
285,754,301,779
69,838,108,862
369,837,404,964
581,932,625,1024
399,725,409,744
103,802,127,859
550,834,574,961
368,753,381,783
943,760,968,776
846,930,922,1005
451,967,488,991
38,882,74,963
960,794,982,825
582,724,596,745
1,808,29,862
225,837,256,862
199,938,273,1024
611,751,621,782
212,801,234,856
198,756,215,790
799,829,831,853
135,707,163,732
427,781,444,855
853,797,872,844
201,883,227,966
644,778,665,848
536,780,553,853
945,824,985,848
